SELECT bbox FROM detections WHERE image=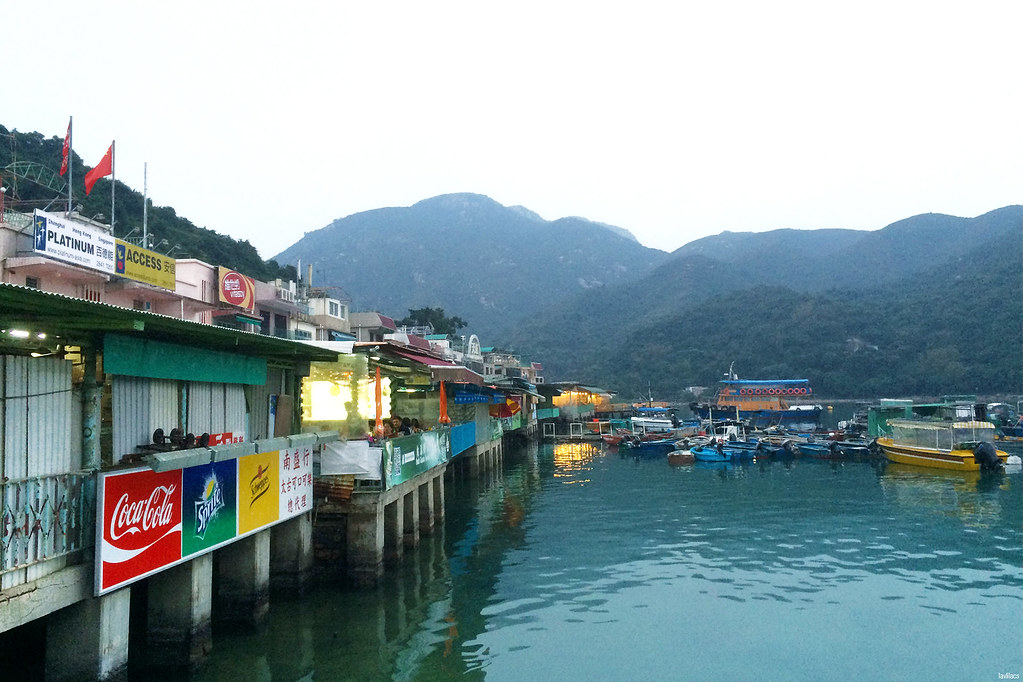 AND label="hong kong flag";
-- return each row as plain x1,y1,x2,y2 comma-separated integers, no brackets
84,143,113,195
